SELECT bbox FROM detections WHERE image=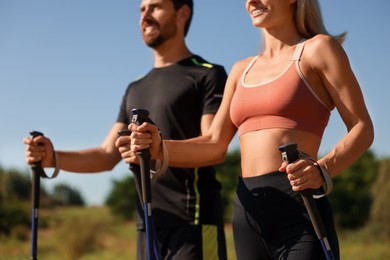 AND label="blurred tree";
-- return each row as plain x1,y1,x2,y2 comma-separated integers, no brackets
329,150,379,228
0,202,30,237
105,175,137,220
0,167,32,237
368,158,390,239
0,166,87,238
0,166,52,205
52,183,85,206
215,149,241,222
0,168,31,202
